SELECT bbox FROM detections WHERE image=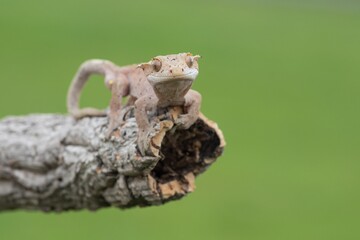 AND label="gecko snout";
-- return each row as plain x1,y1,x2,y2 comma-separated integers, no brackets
169,67,184,76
